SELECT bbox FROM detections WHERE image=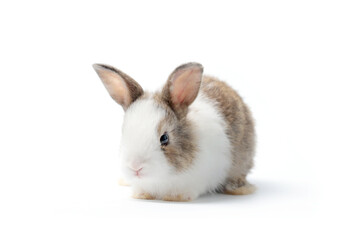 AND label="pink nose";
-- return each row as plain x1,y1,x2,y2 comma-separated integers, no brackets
134,168,143,177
